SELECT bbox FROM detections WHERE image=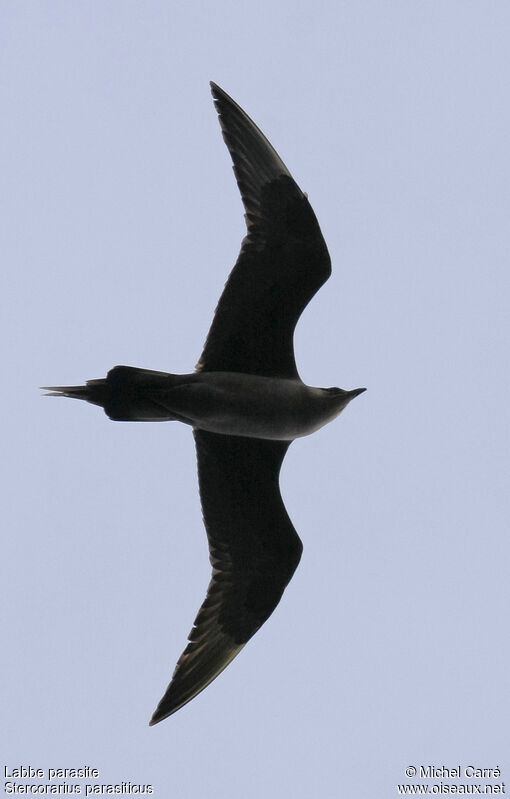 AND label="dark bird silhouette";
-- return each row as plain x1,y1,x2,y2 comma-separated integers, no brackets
44,82,365,725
